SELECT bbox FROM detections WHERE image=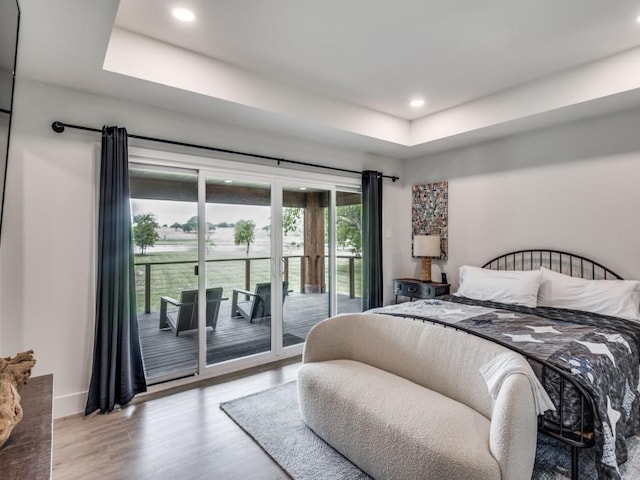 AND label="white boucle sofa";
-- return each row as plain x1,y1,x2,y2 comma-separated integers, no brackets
298,313,538,480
